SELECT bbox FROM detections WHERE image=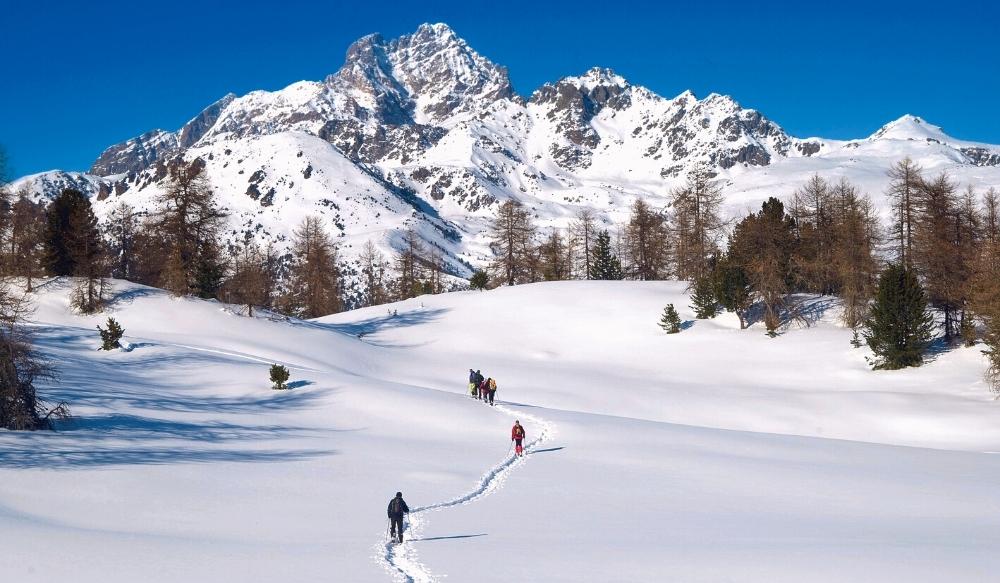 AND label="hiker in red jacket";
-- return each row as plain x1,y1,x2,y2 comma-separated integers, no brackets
511,420,526,456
